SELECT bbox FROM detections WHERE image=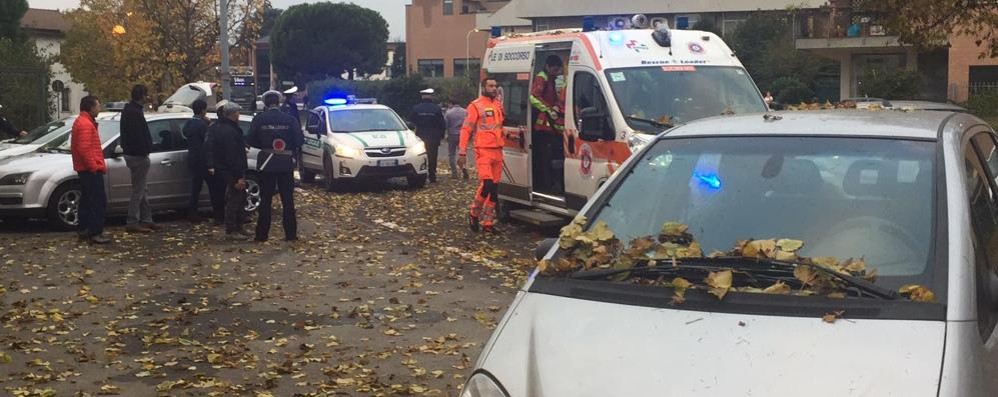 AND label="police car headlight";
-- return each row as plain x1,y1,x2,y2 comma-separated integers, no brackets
0,172,32,185
412,141,427,156
627,133,653,151
335,145,361,159
460,373,508,397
